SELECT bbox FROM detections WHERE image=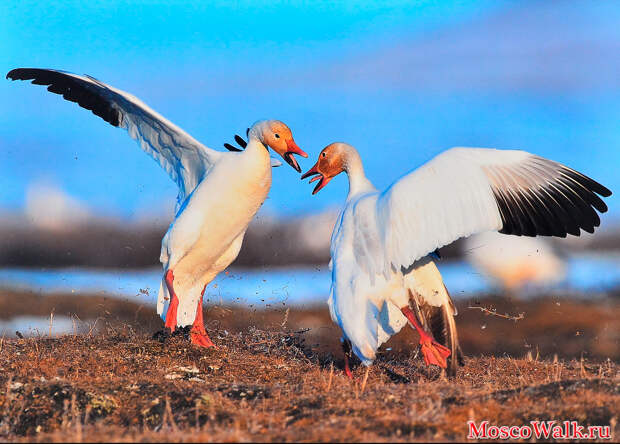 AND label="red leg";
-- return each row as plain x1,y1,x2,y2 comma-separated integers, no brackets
342,339,354,379
164,269,178,333
190,284,216,348
401,306,451,369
